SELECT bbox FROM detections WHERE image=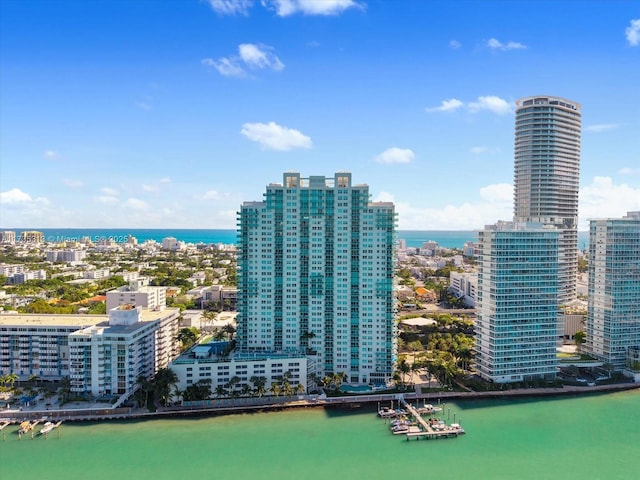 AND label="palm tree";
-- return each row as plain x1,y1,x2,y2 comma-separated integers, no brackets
332,372,345,390
398,359,410,386
212,328,226,341
58,376,71,406
270,382,282,397
153,368,178,407
214,385,228,398
226,376,241,397
285,382,295,397
296,383,306,395
250,376,267,397
222,323,236,340
201,310,218,332
176,327,198,351
321,375,332,391
135,375,151,408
